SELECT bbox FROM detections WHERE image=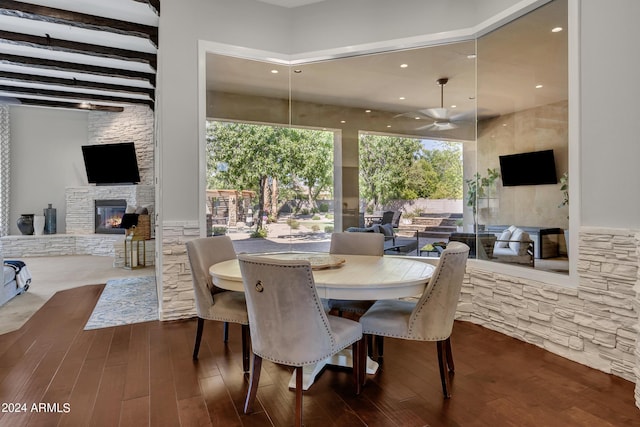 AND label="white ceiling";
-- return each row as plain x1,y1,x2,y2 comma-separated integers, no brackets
207,0,567,139
0,0,158,110
255,0,326,7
